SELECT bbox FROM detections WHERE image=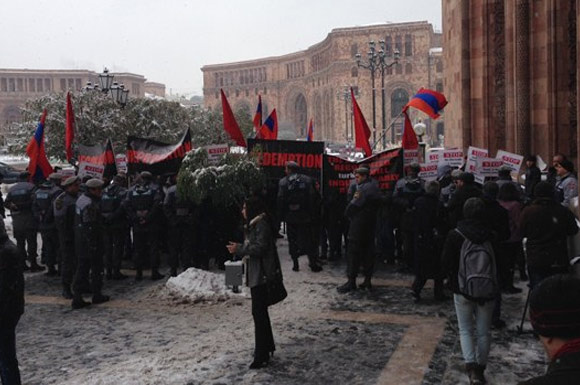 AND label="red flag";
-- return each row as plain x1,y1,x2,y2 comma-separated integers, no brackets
253,95,263,132
220,89,246,147
351,88,372,157
26,109,53,182
402,110,419,149
65,91,75,162
306,118,314,141
259,109,278,140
